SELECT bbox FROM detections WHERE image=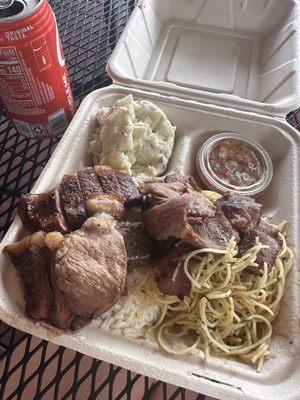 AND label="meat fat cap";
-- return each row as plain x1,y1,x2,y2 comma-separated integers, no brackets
82,213,117,233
